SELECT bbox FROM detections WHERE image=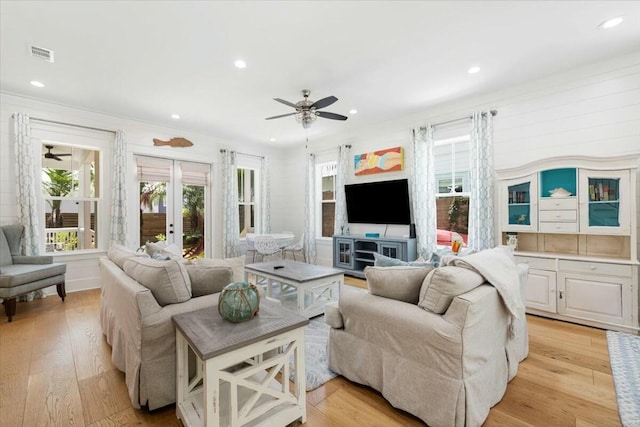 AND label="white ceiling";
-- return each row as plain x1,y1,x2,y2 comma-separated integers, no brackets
2,1,639,146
